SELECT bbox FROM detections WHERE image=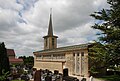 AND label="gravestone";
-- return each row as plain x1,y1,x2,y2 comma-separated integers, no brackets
54,70,59,75
45,73,52,81
63,68,68,77
63,76,78,81
81,78,86,81
32,68,37,79
21,73,30,81
45,69,49,74
34,70,41,81
89,76,93,81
